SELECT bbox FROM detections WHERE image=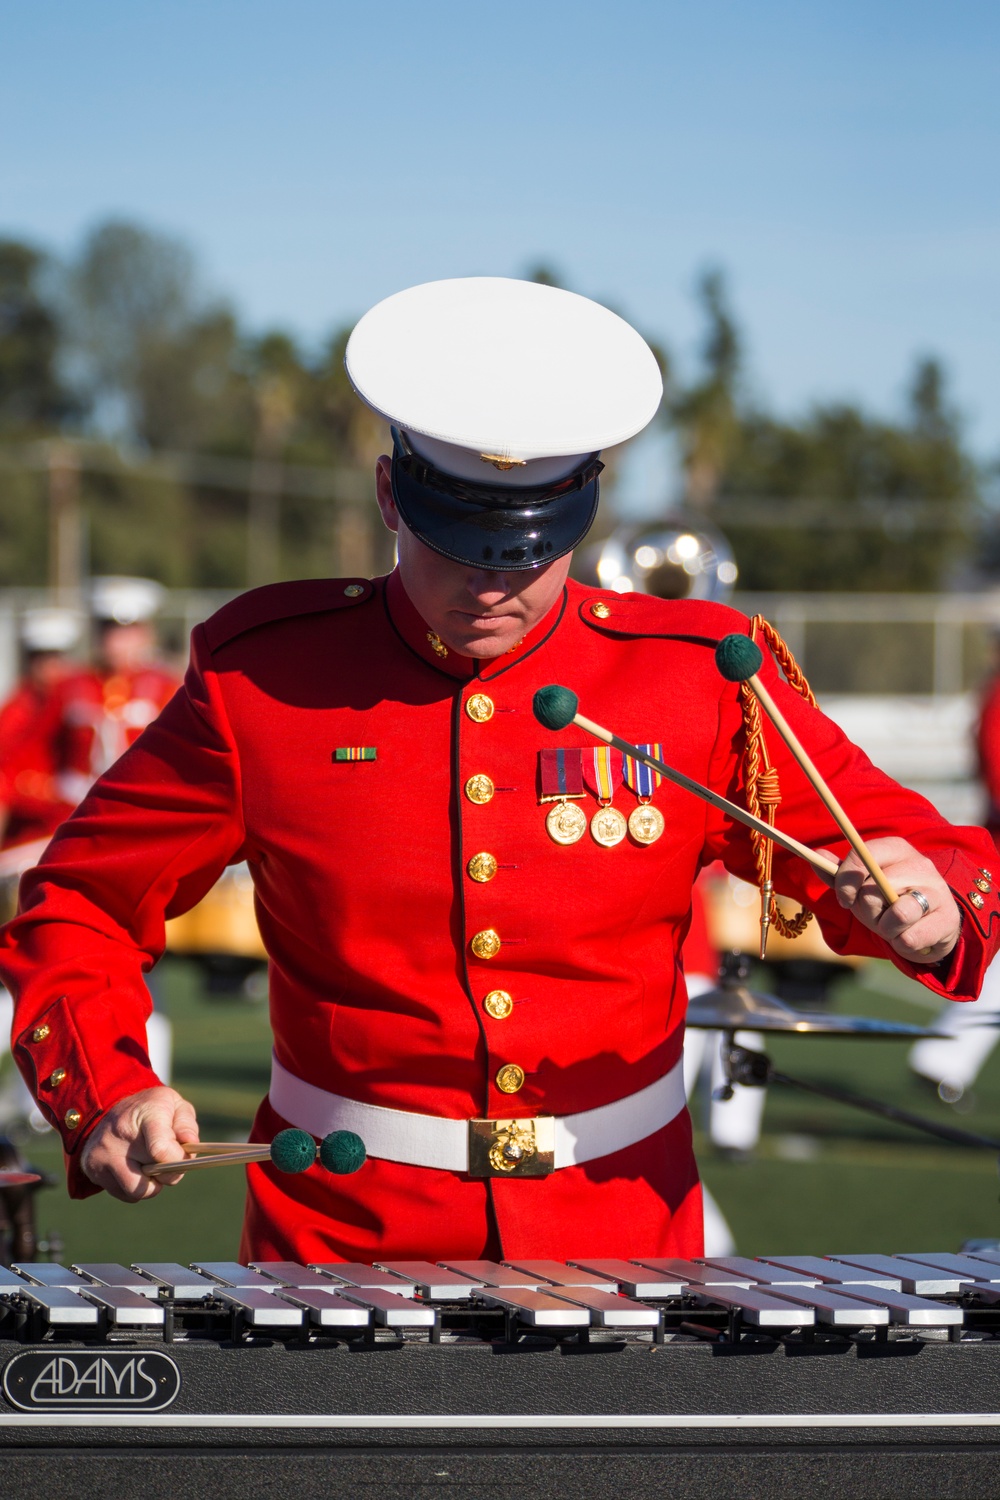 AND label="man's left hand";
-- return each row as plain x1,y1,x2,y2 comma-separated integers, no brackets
824,837,961,965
